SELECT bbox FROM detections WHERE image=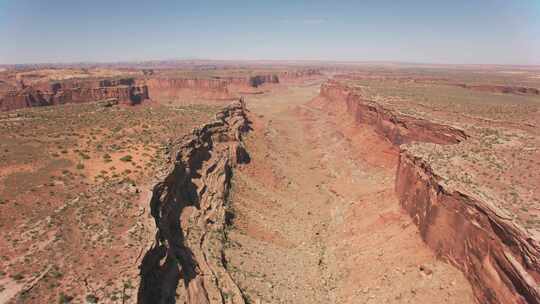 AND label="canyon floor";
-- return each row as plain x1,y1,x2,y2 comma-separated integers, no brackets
224,82,475,303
